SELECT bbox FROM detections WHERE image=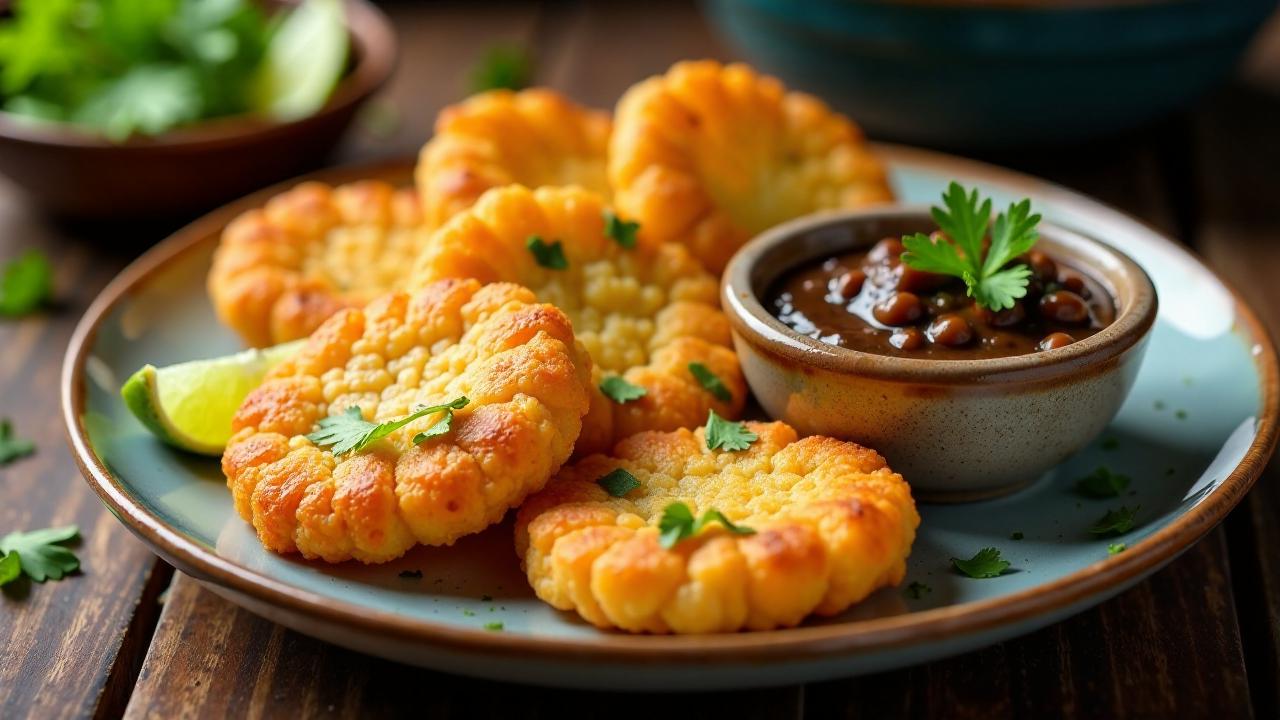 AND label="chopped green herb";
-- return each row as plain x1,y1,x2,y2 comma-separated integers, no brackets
469,45,532,93
597,468,641,498
900,183,1040,311
526,235,568,270
704,410,757,452
306,397,469,455
1010,531,1024,541
1074,466,1131,499
687,362,732,403
398,569,423,579
462,609,475,617
657,501,755,549
599,375,646,404
483,621,504,631
602,209,639,249
0,551,19,586
951,547,1010,579
904,581,932,599
1175,409,1188,420
0,525,79,583
0,250,52,316
1108,542,1127,555
1089,506,1139,537
0,419,35,465
1101,437,1119,451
